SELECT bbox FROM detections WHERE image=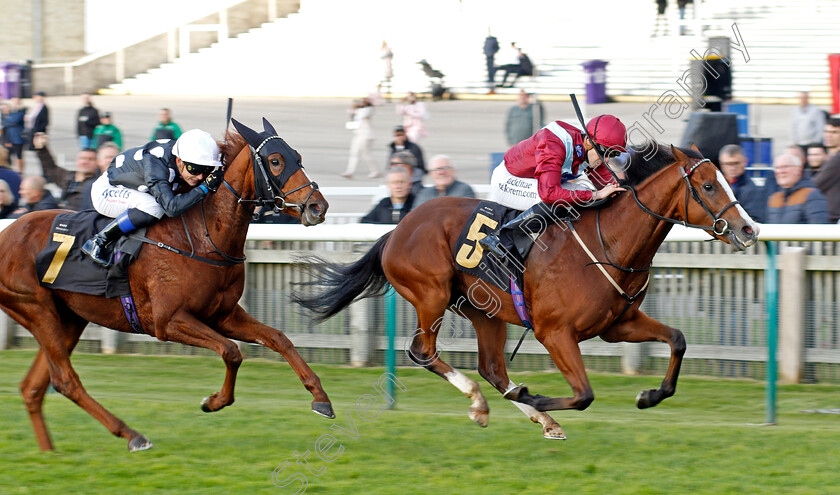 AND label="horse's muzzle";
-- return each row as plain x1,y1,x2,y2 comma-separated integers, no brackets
301,198,328,226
